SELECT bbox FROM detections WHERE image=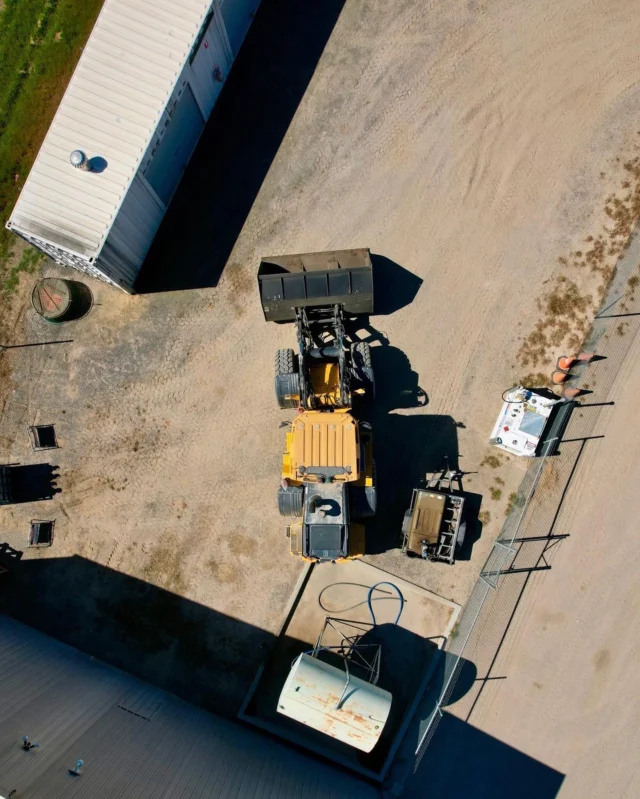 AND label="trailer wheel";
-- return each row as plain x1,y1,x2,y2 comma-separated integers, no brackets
402,510,412,537
277,485,303,517
351,342,375,398
456,520,467,549
274,348,300,409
